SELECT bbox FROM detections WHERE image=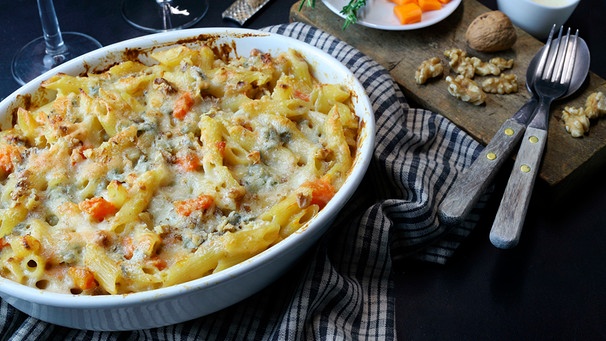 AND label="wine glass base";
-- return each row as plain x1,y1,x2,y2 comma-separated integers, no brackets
122,0,209,32
11,32,102,86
